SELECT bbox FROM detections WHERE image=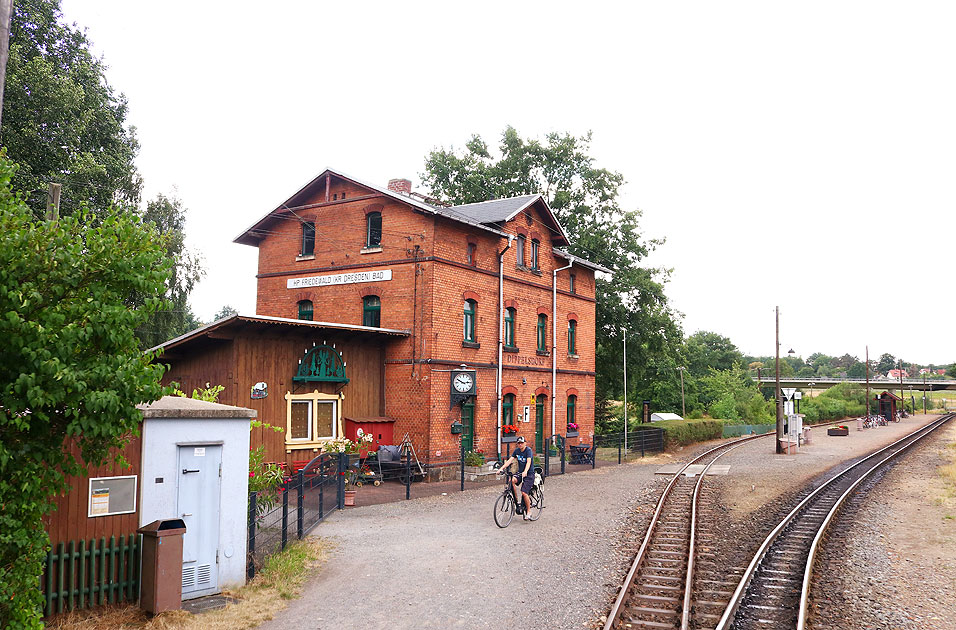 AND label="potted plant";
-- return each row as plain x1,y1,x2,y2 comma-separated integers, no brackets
320,434,373,506
827,425,850,437
501,424,519,443
566,422,579,438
